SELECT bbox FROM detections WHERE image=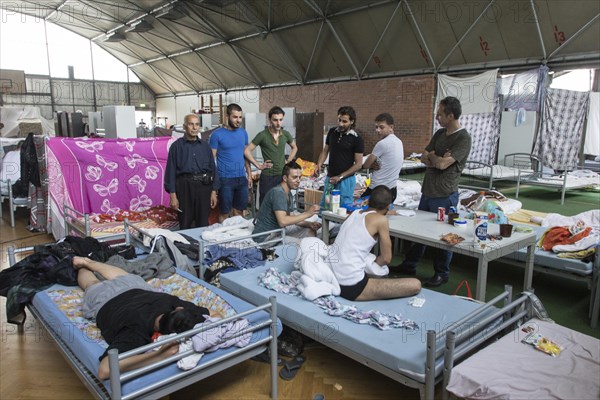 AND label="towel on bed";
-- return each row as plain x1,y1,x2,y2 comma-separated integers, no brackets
294,237,340,300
